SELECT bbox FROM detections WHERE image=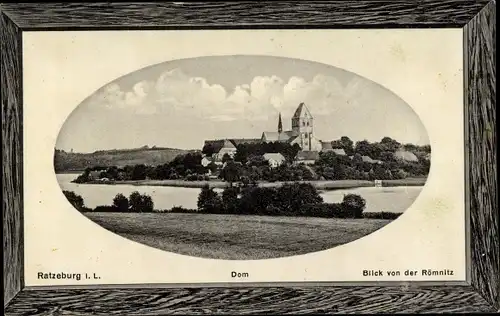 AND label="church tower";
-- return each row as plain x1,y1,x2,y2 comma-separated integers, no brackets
291,102,314,150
